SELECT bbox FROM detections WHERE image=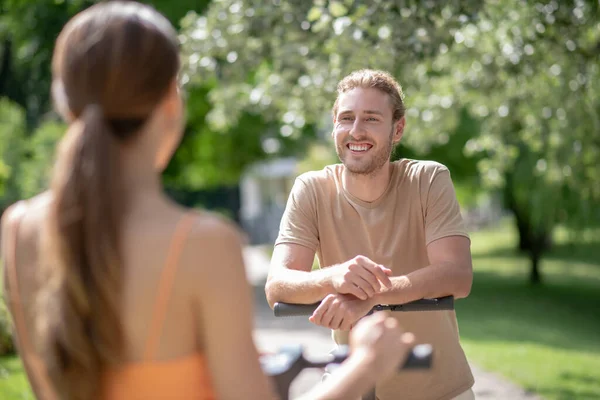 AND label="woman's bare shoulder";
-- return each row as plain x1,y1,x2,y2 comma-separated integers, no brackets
179,210,248,280
1,192,52,247
187,210,247,244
